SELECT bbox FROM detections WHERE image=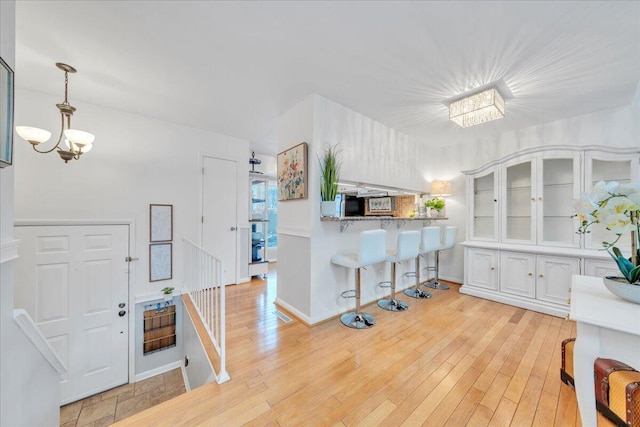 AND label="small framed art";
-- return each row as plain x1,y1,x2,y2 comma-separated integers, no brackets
150,204,173,242
149,243,172,282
